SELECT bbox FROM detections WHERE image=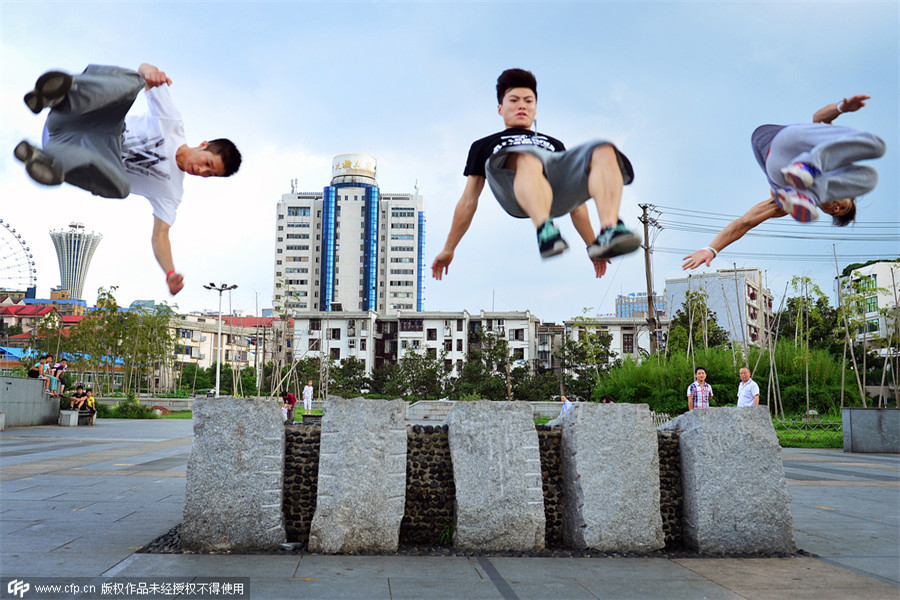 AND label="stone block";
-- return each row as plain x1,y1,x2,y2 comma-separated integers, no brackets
309,397,408,553
559,403,664,551
181,397,286,551
842,408,900,453
659,407,794,553
58,410,78,427
447,401,545,551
